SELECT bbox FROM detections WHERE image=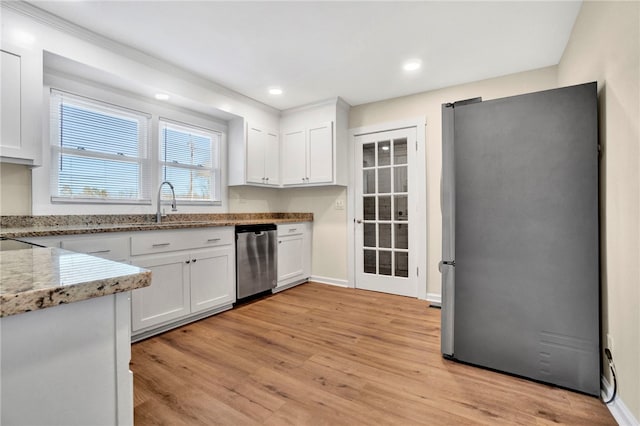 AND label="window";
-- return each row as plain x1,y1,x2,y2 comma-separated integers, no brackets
159,119,220,204
50,90,151,203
